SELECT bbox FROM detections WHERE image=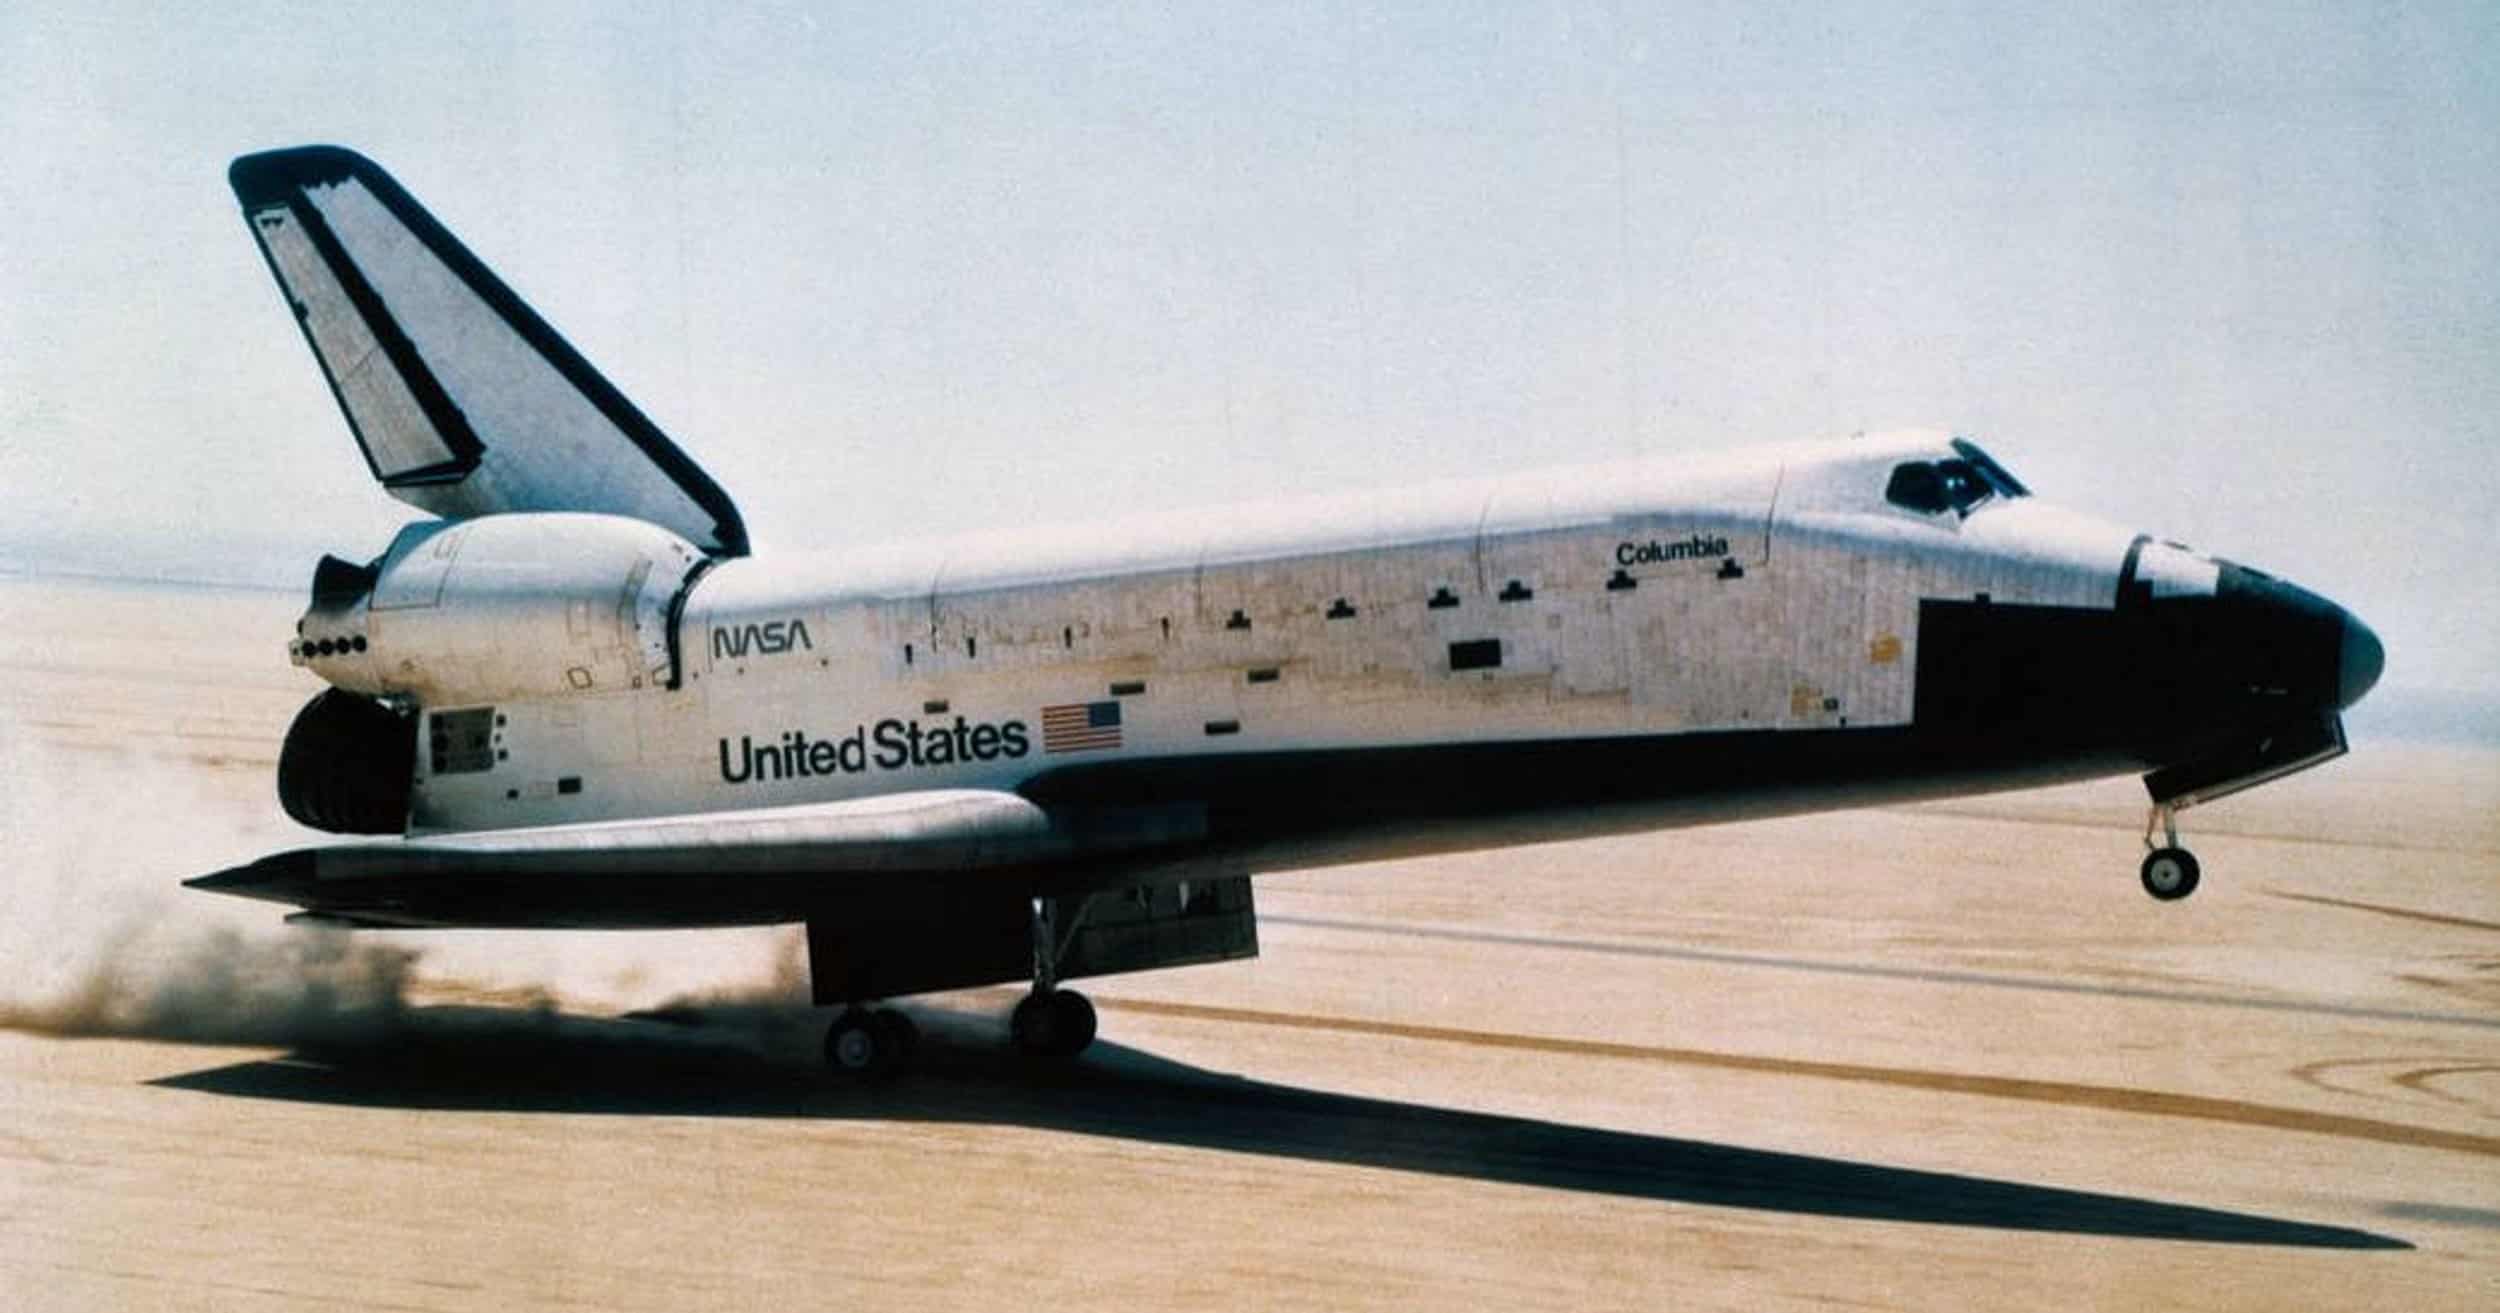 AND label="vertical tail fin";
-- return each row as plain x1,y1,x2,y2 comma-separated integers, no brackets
230,146,748,557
